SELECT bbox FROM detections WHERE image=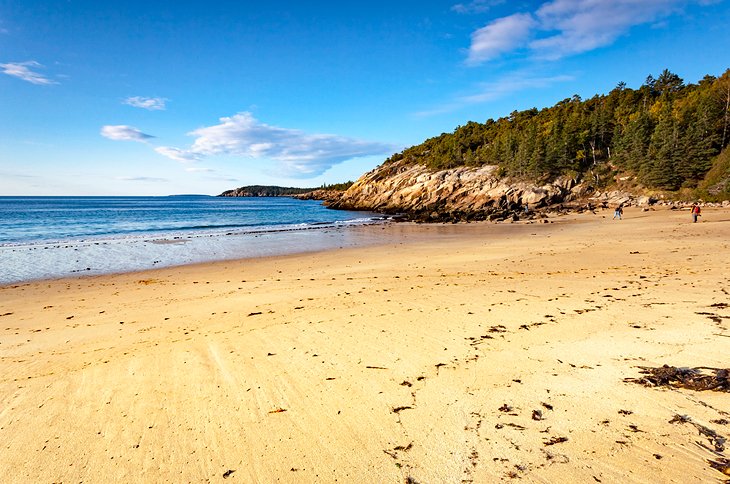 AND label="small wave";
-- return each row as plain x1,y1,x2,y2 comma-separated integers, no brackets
0,216,387,249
